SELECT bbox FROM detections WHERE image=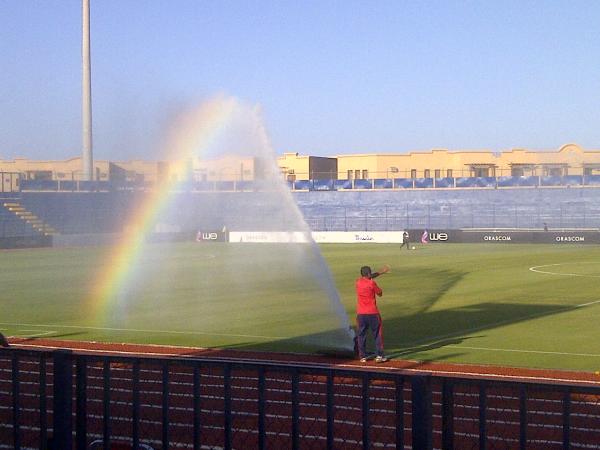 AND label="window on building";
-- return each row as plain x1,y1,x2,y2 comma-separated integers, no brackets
347,170,353,180
434,169,440,178
355,169,361,179
511,167,524,177
474,168,489,177
410,169,417,179
447,169,453,178
424,169,431,178
550,168,563,177
28,171,53,181
362,170,368,179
